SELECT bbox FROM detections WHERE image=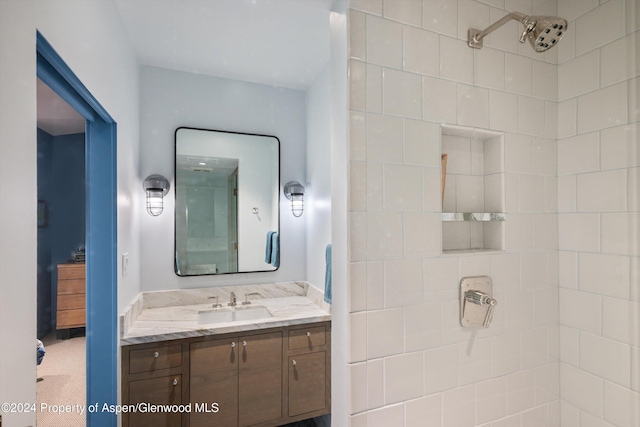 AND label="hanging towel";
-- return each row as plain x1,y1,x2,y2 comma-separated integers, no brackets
265,231,275,264
324,244,332,304
270,232,280,268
